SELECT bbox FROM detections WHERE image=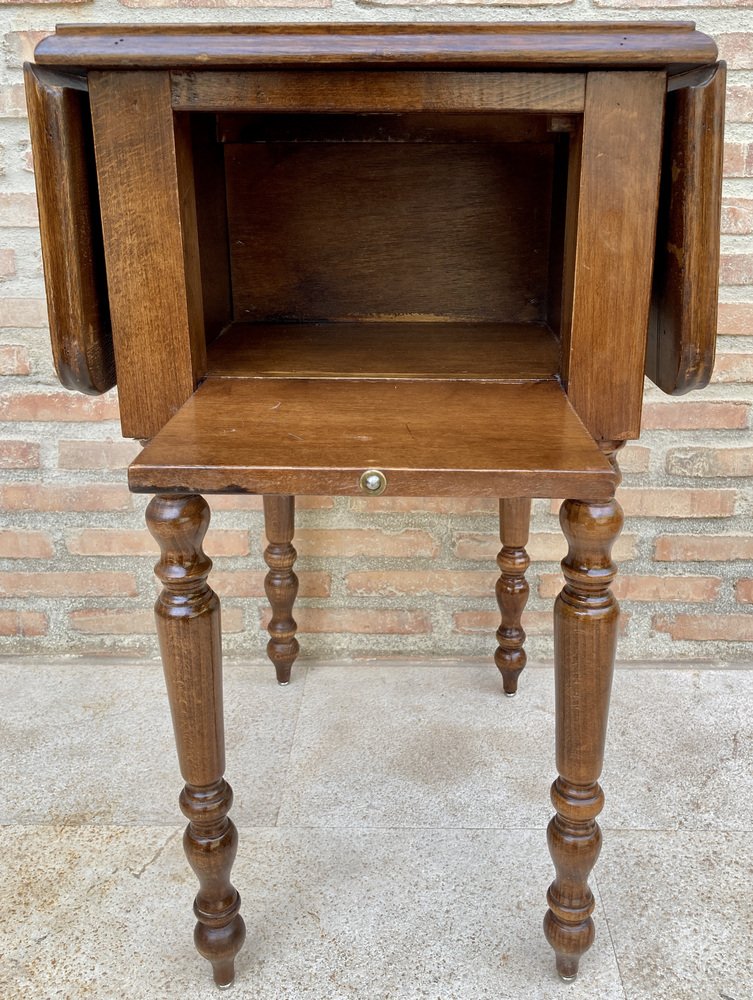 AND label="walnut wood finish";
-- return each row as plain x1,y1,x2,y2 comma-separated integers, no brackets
647,62,726,395
495,498,532,696
34,22,717,73
225,143,554,325
172,70,584,114
128,378,616,501
263,495,300,685
562,72,665,440
23,65,113,395
207,322,559,380
544,445,623,981
146,494,245,987
88,72,205,440
27,21,726,991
